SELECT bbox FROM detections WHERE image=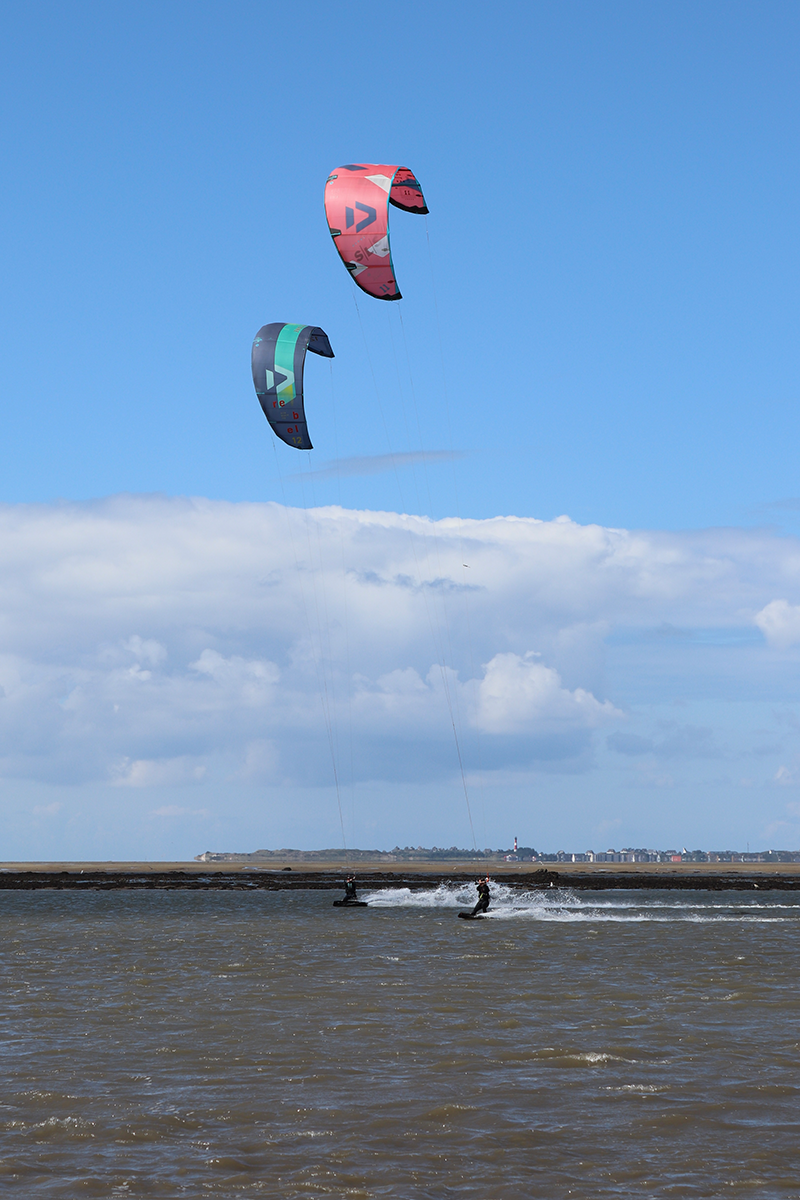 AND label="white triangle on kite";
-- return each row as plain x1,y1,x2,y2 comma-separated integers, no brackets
367,235,390,258
365,174,393,193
